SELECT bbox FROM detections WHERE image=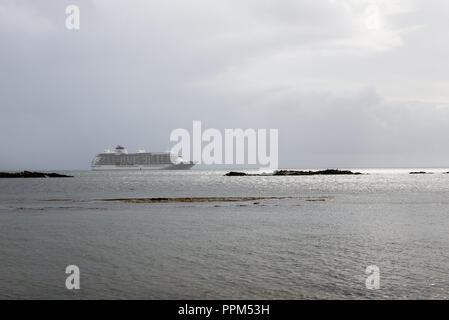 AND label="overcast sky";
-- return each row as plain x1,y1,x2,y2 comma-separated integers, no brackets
1,0,448,170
